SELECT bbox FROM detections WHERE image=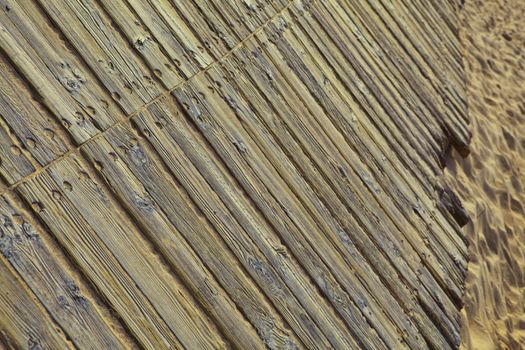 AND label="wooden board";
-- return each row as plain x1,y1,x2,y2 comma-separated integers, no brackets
0,0,470,348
